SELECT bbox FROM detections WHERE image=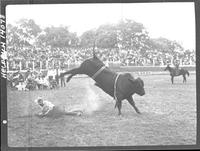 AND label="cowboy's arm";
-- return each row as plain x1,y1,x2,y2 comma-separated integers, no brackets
41,104,54,115
42,108,50,115
36,107,51,118
37,102,53,117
